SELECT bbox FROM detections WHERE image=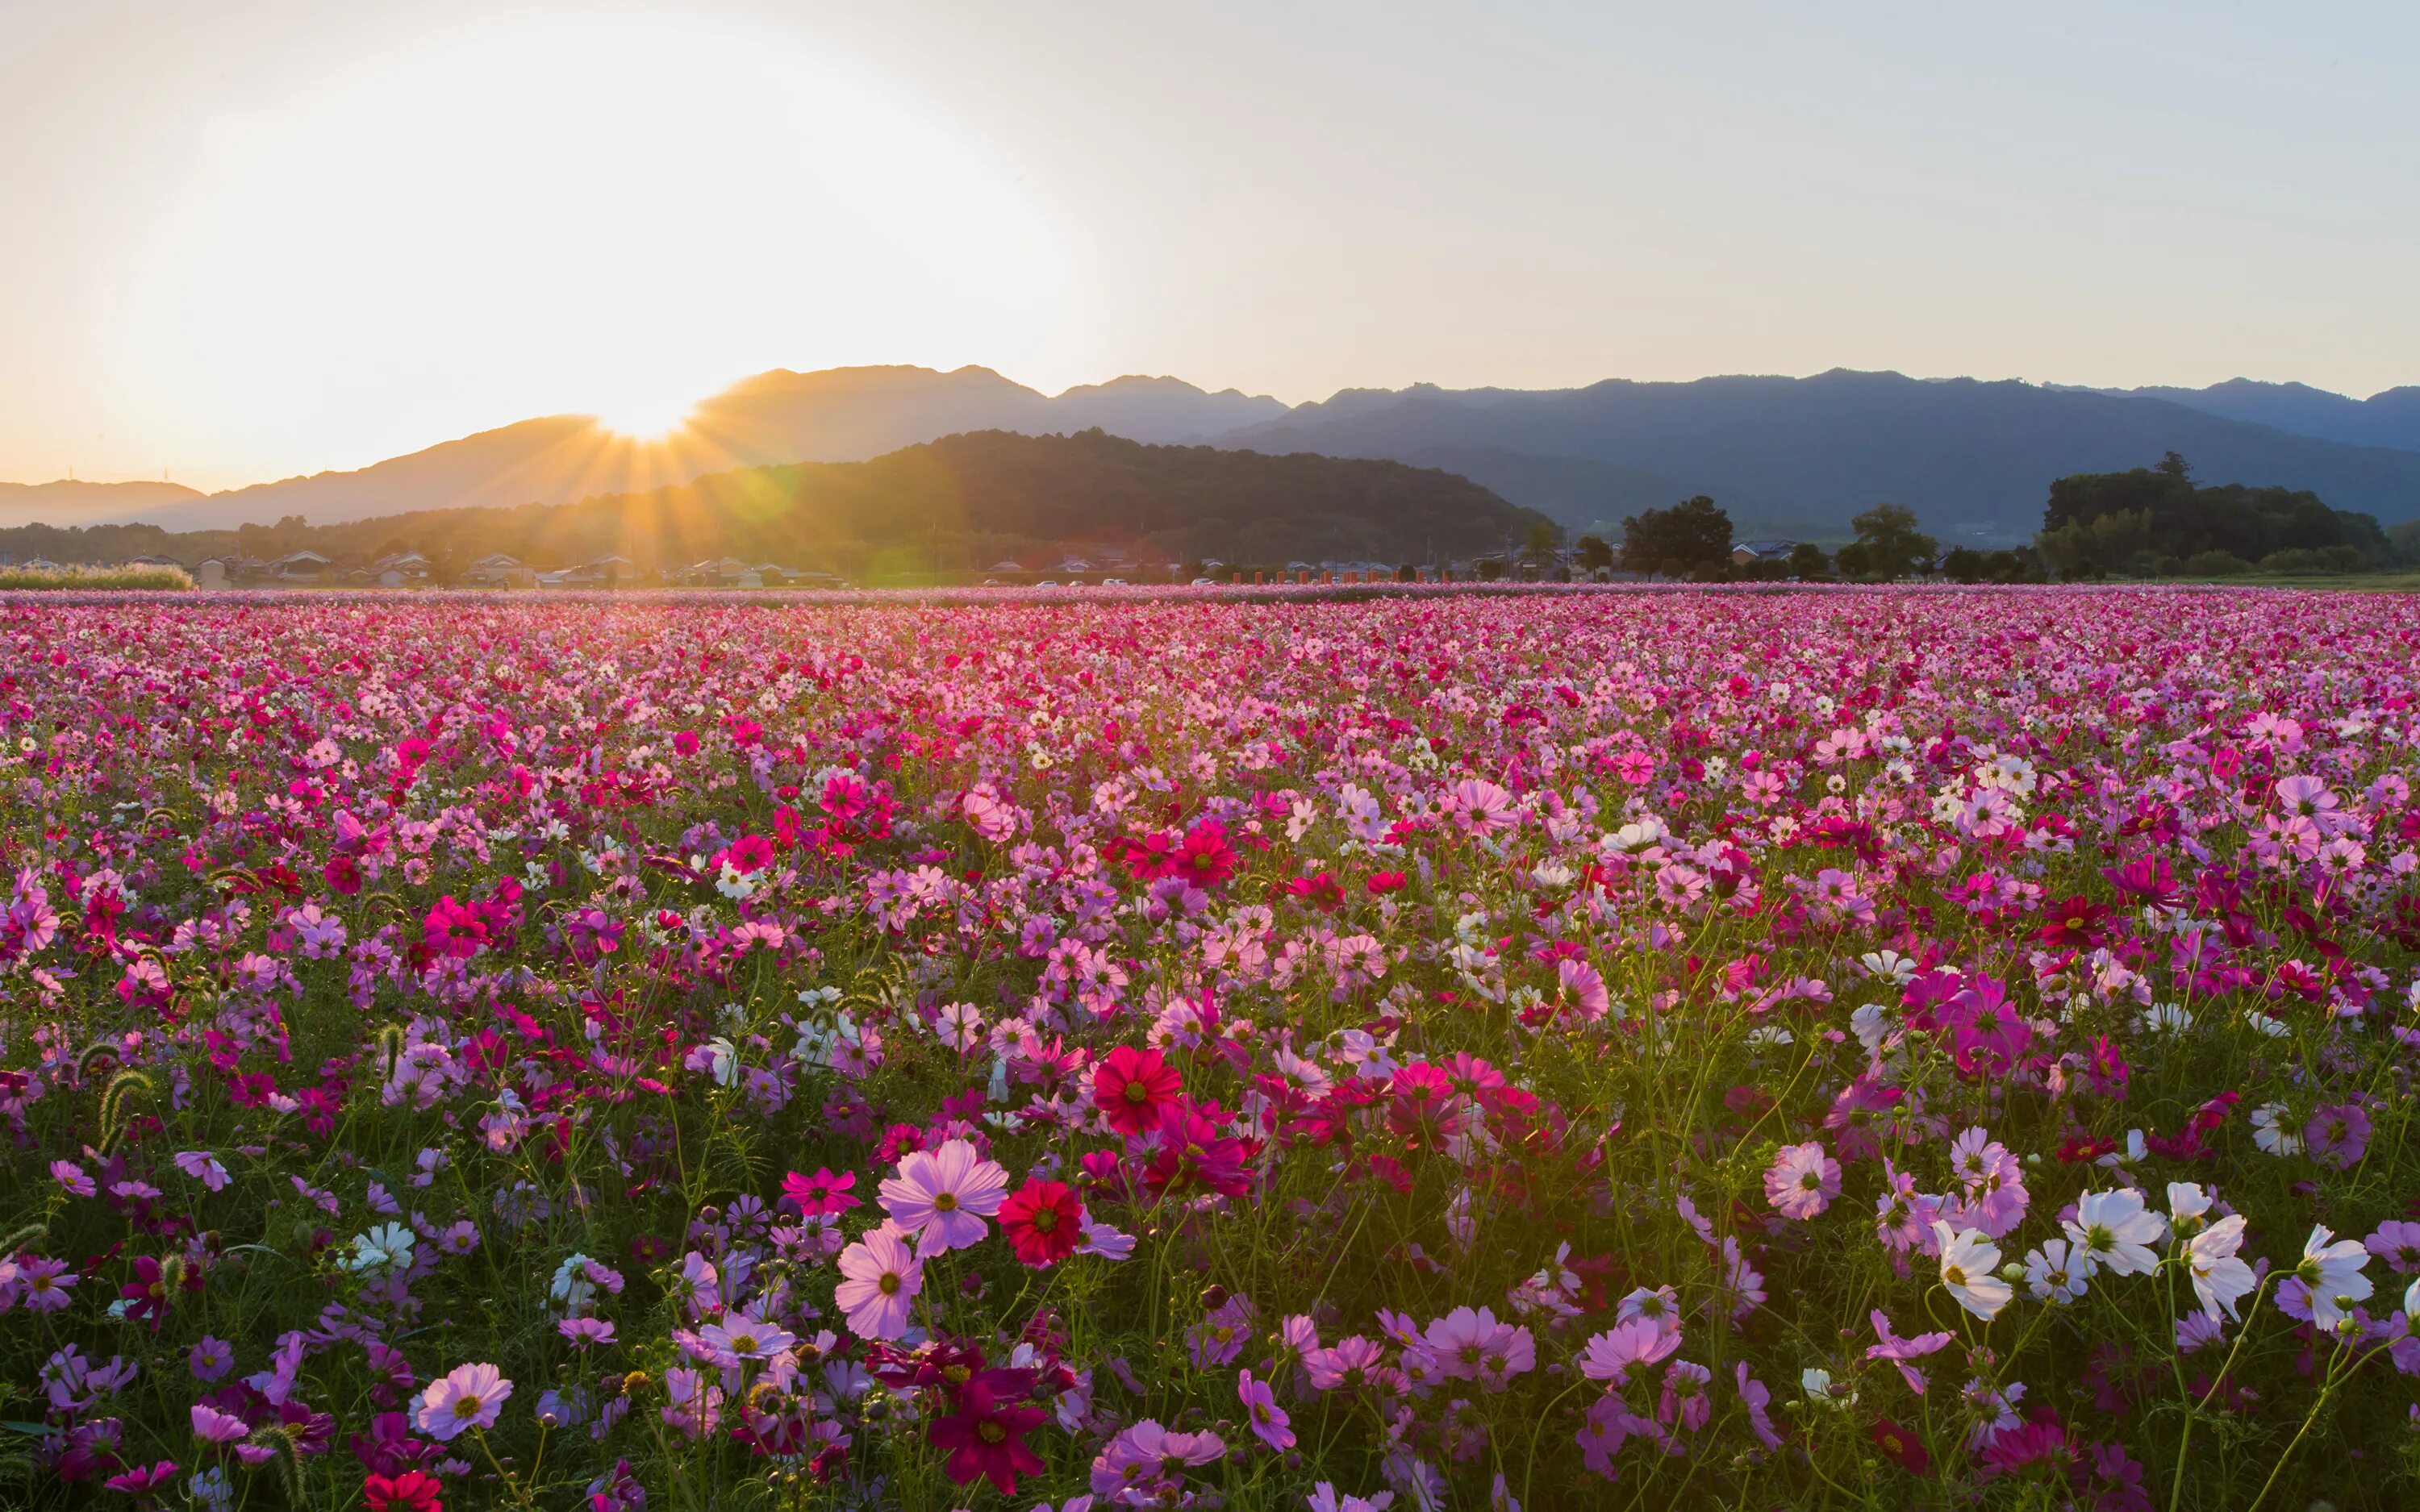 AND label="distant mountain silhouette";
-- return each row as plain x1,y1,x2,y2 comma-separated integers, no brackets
2053,378,2420,455
10,365,2420,541
1217,370,2420,536
0,478,204,530
2,430,1547,573
72,368,1292,532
